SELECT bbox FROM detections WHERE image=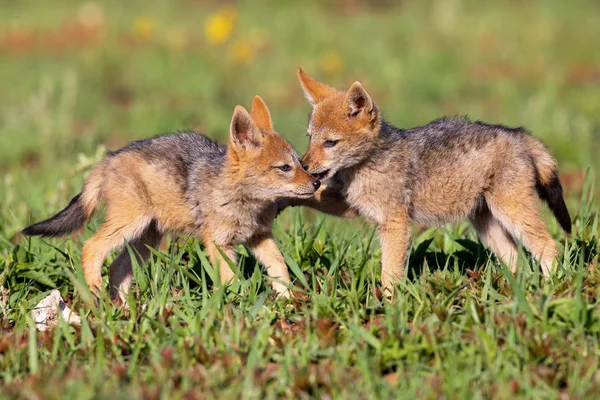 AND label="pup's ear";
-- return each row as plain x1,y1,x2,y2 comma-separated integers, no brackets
250,95,274,133
297,68,337,105
230,105,261,150
343,81,376,121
